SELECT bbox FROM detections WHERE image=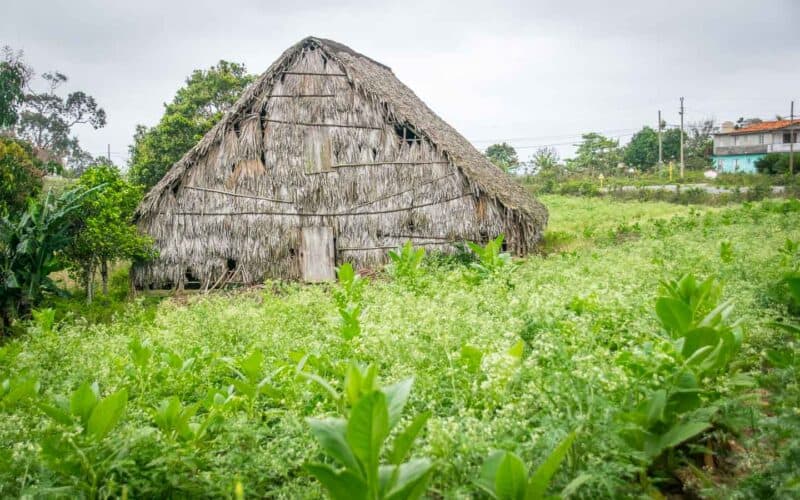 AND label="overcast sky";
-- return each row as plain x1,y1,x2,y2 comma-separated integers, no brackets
3,0,798,165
